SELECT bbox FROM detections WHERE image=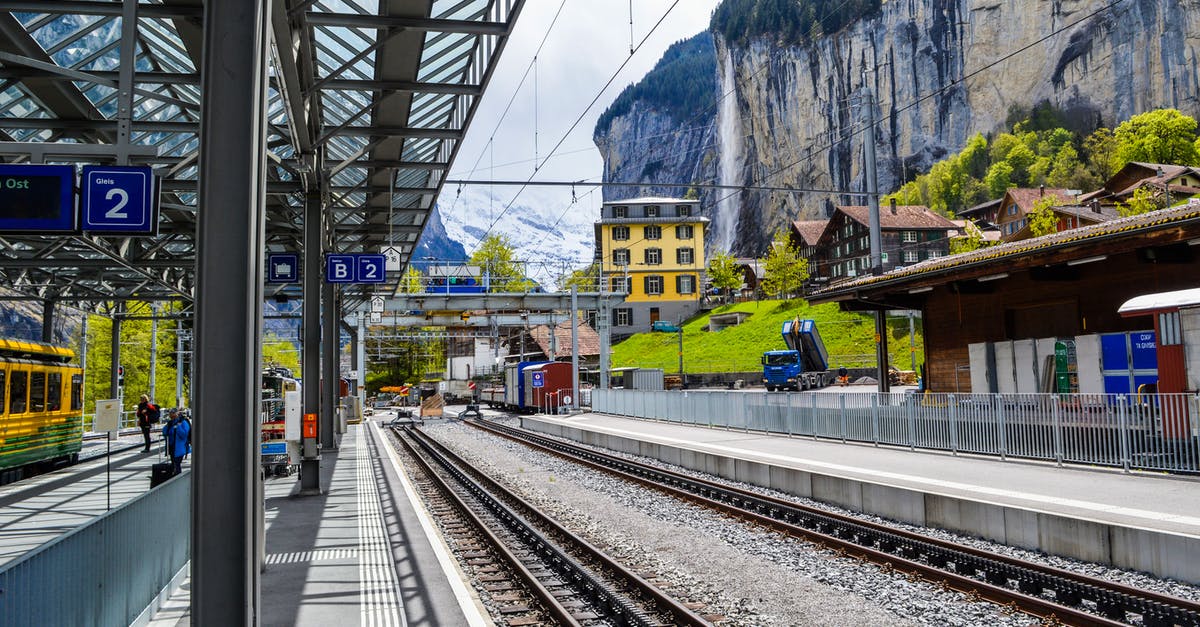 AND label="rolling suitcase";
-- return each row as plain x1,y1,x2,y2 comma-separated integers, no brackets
151,462,174,488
